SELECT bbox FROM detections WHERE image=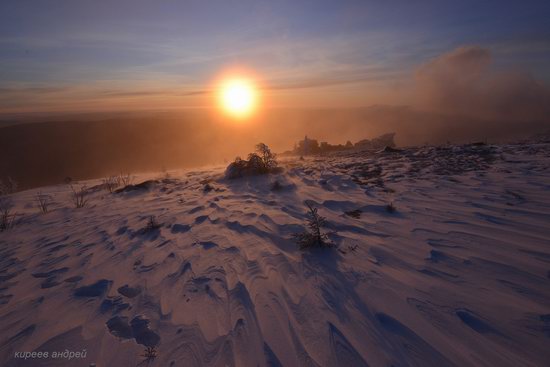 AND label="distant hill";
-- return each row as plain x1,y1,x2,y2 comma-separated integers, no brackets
0,117,225,190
